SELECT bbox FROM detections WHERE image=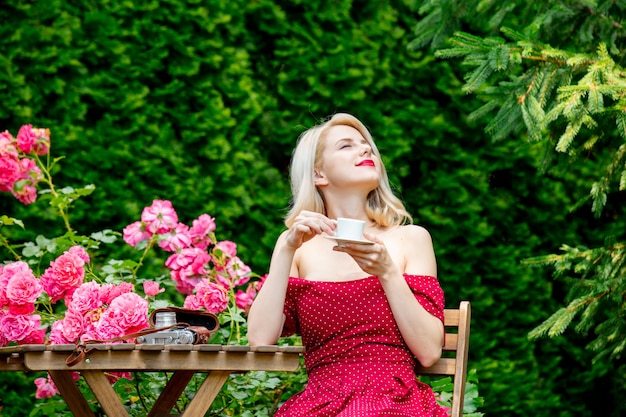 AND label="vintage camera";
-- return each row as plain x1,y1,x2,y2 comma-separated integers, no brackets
136,311,212,345
136,325,210,345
